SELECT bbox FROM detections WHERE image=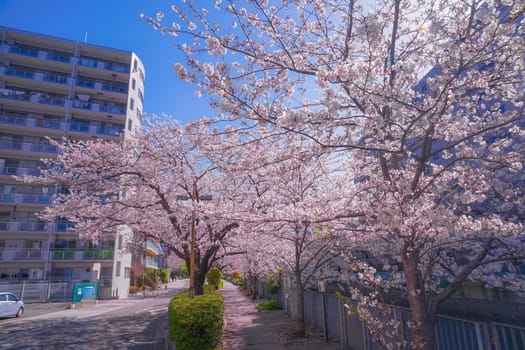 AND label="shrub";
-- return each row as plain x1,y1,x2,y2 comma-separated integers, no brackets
169,292,225,350
206,267,222,290
136,268,157,290
203,284,215,294
257,300,282,311
129,285,138,294
160,269,169,283
266,268,283,295
180,262,188,277
224,273,245,287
